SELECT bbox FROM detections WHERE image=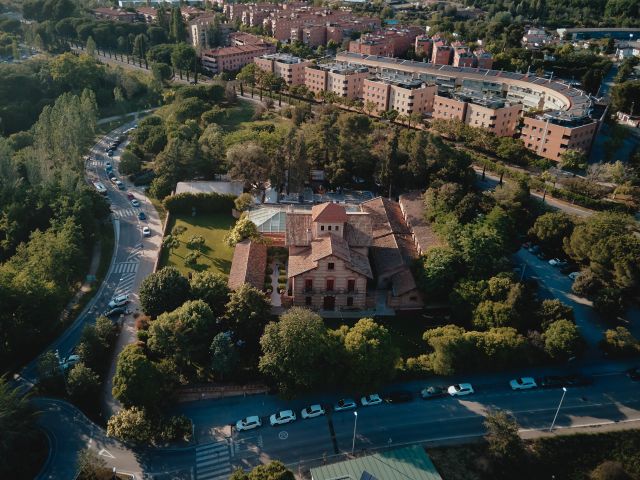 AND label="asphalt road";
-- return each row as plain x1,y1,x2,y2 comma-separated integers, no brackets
177,363,640,472
16,116,162,390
